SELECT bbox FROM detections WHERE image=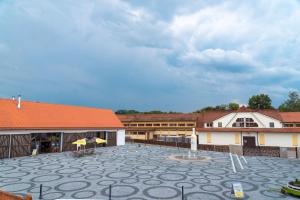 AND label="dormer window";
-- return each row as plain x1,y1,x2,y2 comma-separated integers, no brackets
269,122,274,128
207,122,213,127
232,118,258,127
218,122,222,127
